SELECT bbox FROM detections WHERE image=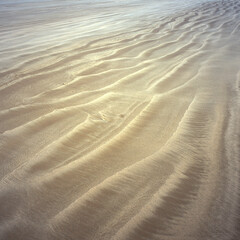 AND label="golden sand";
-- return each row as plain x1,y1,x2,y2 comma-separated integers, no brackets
0,0,240,239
